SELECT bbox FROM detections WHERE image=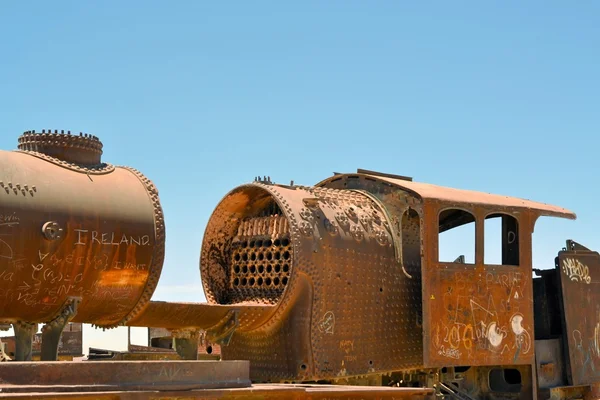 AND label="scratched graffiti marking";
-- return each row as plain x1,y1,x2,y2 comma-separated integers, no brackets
0,213,19,225
318,311,335,334
339,340,354,354
562,258,592,284
0,213,19,260
158,364,181,380
38,250,49,262
0,239,13,260
438,345,461,359
74,229,151,246
571,329,600,379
